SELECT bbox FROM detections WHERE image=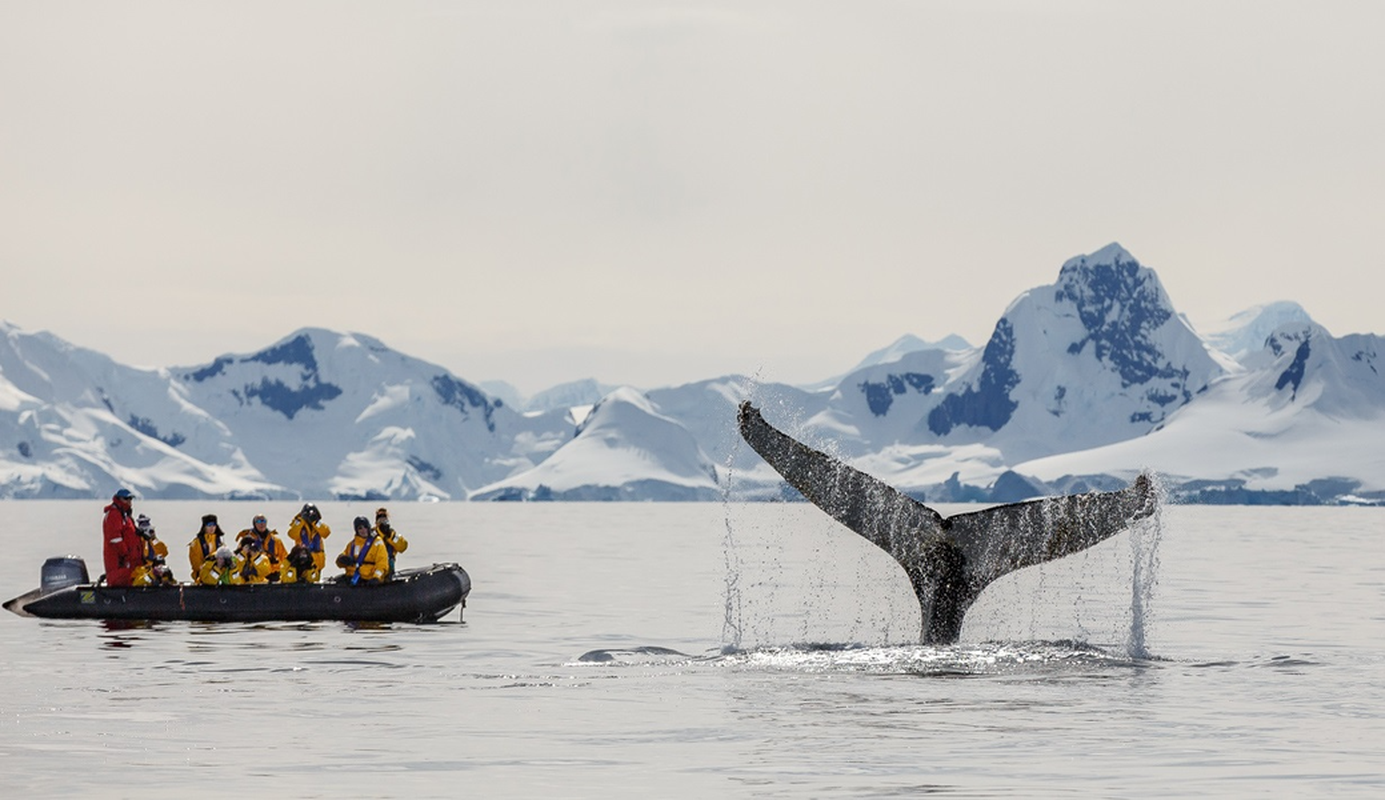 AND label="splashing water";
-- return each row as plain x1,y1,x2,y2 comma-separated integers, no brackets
718,375,760,651
720,511,744,651
721,381,1166,655
1125,474,1167,659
